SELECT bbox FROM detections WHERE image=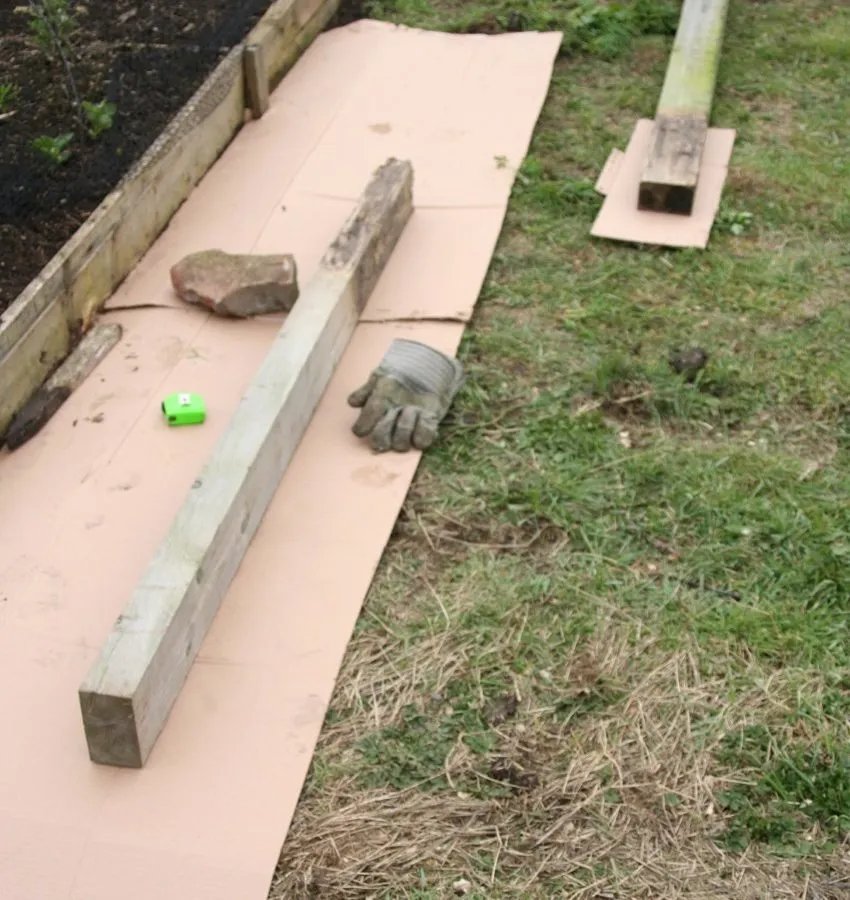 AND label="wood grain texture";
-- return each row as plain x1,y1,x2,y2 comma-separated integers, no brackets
47,322,124,393
0,300,71,443
638,0,731,215
0,0,342,438
250,0,340,94
78,158,414,769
